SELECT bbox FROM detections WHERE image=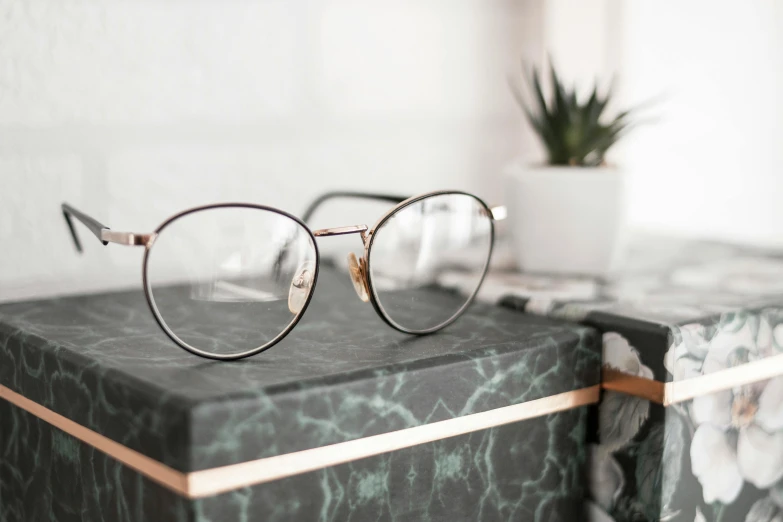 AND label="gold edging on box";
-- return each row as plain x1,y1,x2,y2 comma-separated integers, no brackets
0,384,189,495
603,352,783,406
0,383,599,499
601,368,666,404
666,352,783,404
